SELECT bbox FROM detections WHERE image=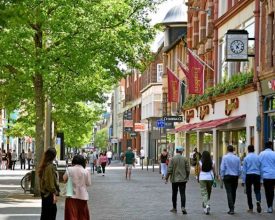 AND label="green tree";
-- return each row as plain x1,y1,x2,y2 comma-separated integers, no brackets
0,0,160,194
94,127,109,150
